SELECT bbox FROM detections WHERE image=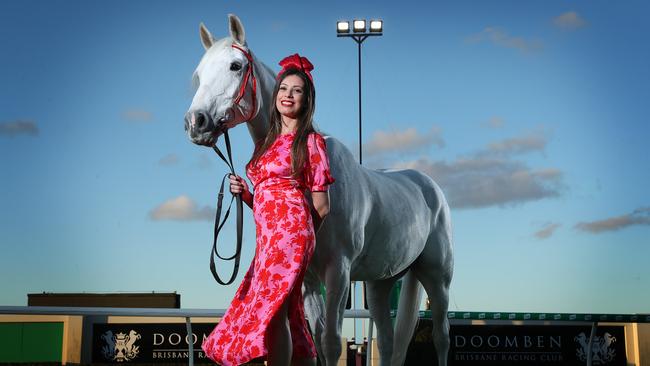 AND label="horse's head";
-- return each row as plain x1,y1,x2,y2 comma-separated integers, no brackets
185,14,259,146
